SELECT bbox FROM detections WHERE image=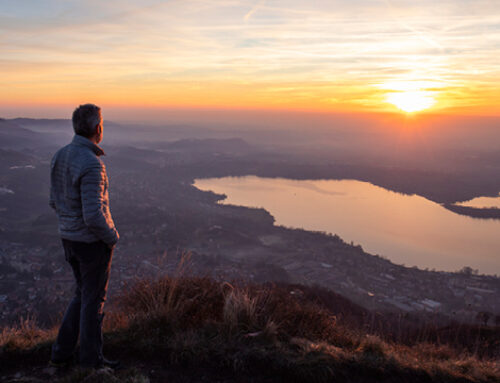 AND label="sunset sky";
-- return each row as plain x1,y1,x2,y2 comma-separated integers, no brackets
1,0,500,119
